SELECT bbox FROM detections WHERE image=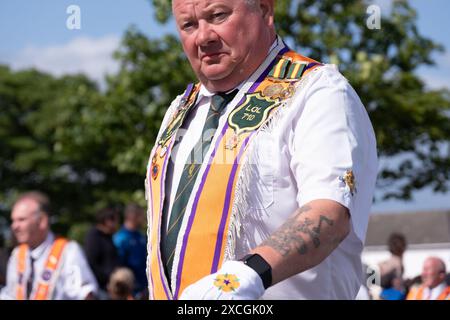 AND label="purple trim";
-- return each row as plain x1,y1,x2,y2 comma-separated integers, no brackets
210,133,252,273
173,44,289,298
147,153,156,299
304,62,322,71
183,83,194,100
